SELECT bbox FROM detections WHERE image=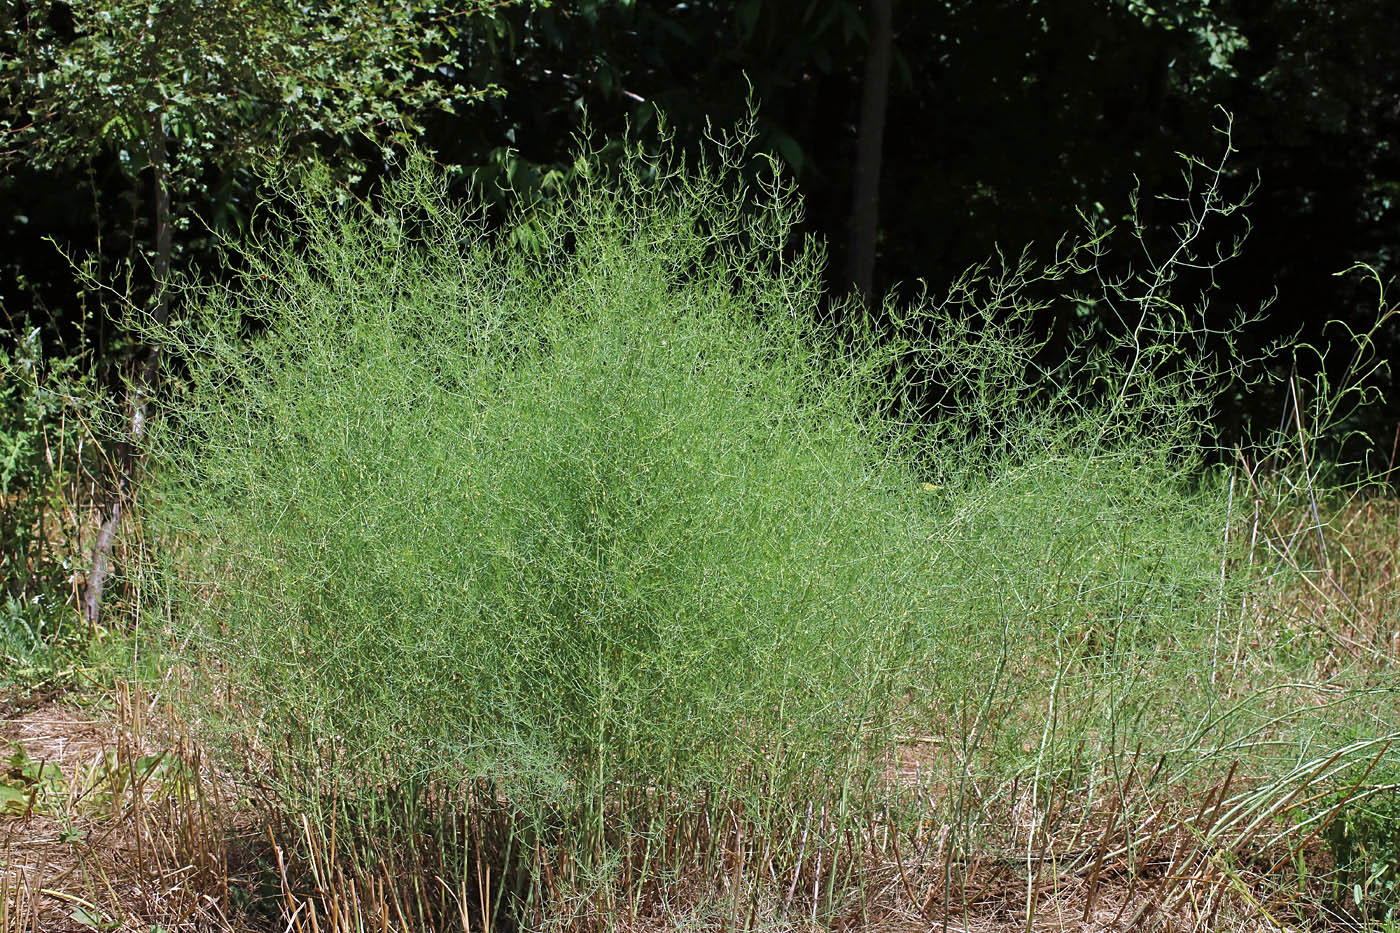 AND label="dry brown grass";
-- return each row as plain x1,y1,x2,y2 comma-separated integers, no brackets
1,683,234,933
1260,495,1400,668
0,683,1377,933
